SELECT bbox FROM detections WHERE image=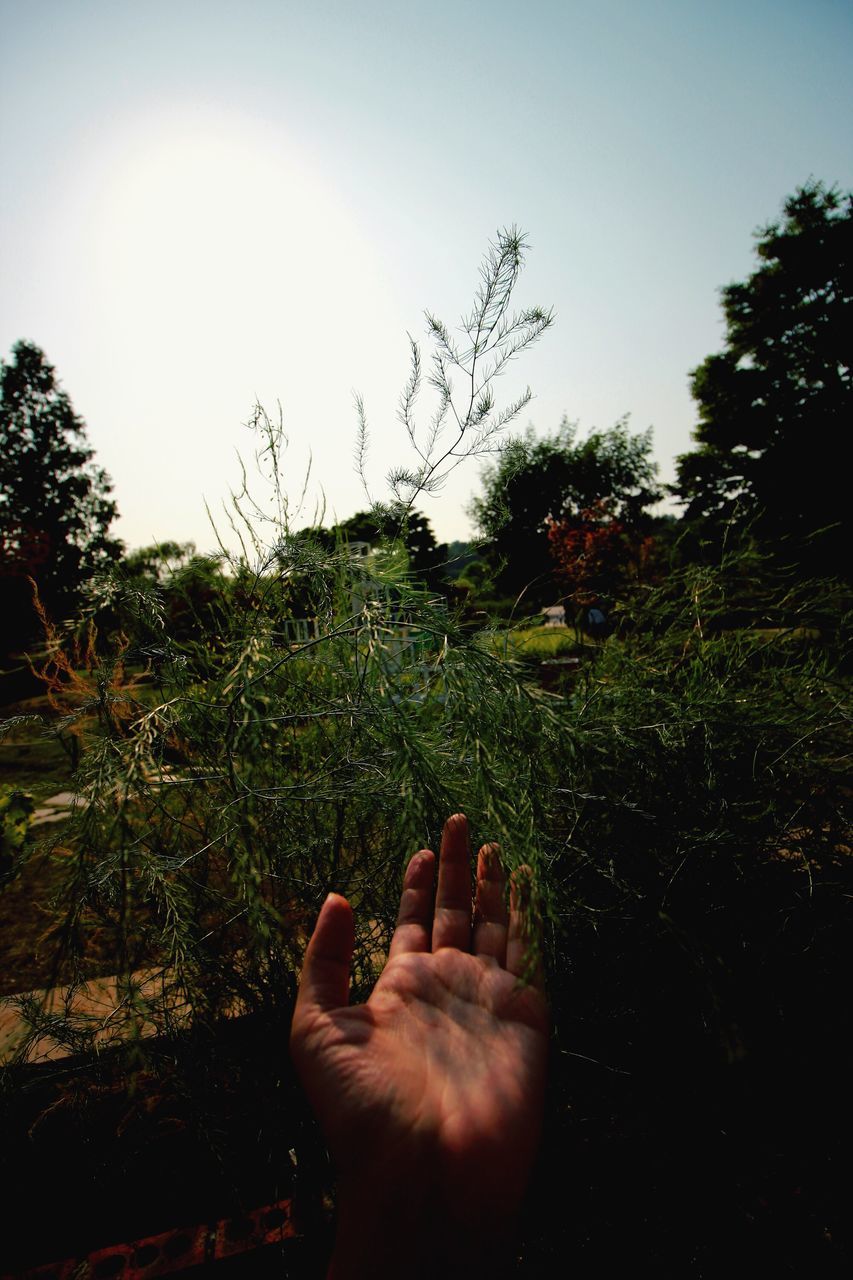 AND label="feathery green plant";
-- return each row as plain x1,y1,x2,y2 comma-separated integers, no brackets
6,228,559,1059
